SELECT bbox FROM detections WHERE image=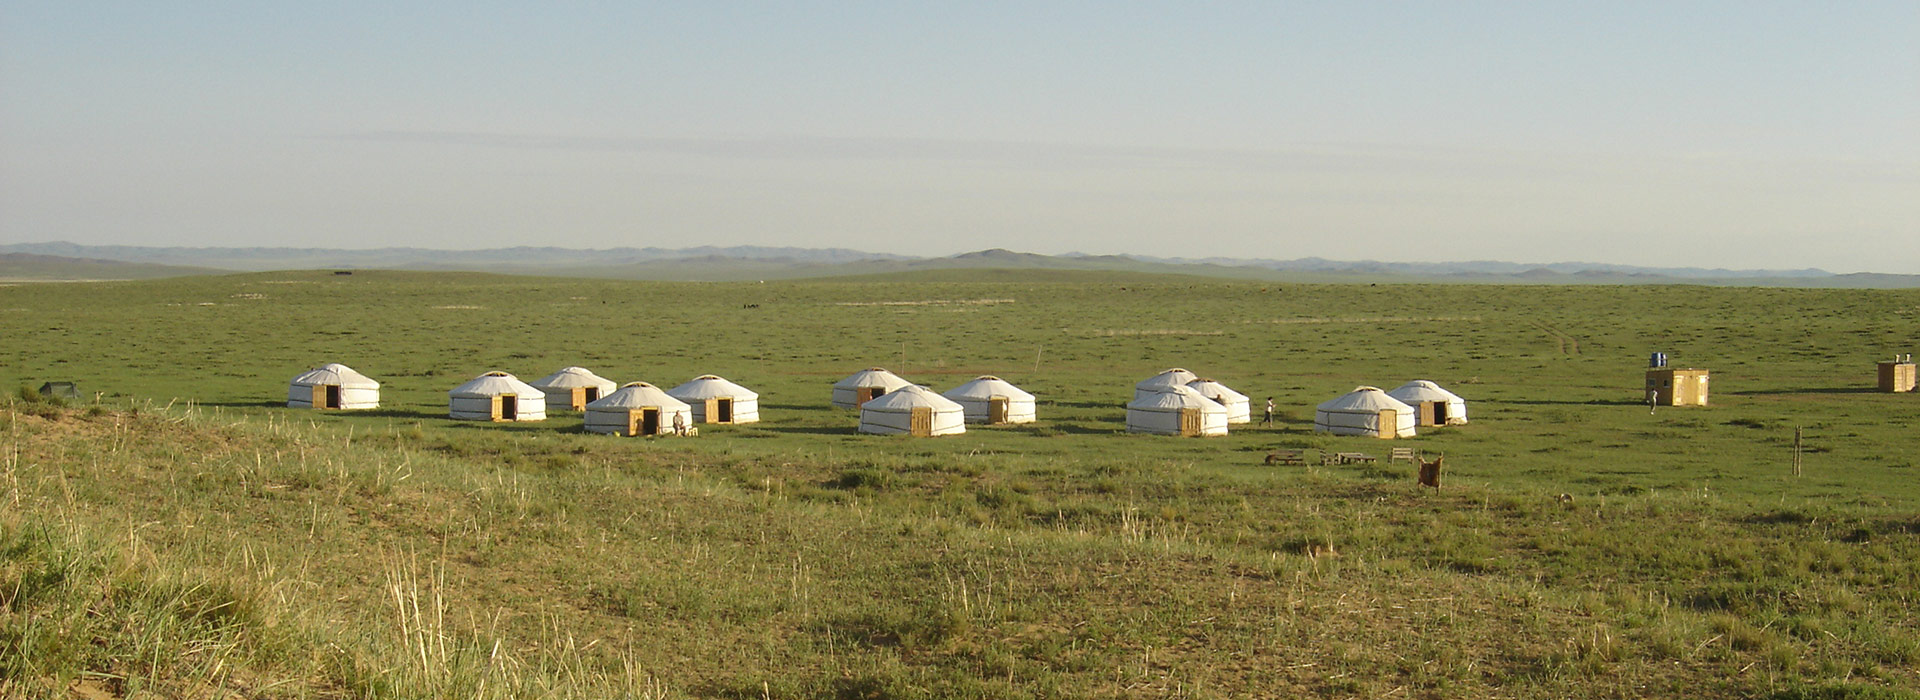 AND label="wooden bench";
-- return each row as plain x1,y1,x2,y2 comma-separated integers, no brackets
1336,452,1377,465
1263,449,1306,466
1389,447,1419,463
